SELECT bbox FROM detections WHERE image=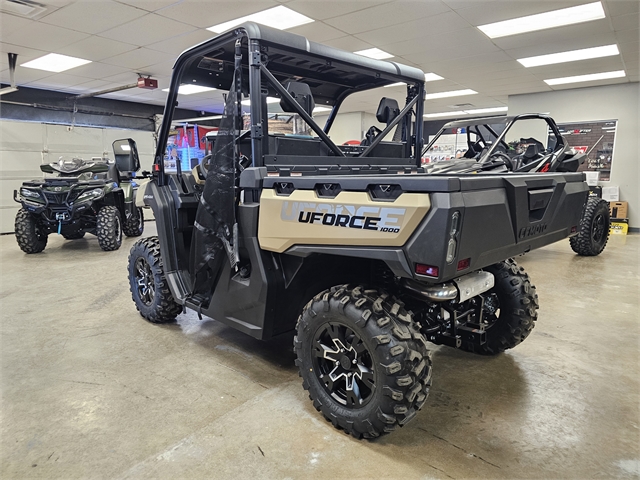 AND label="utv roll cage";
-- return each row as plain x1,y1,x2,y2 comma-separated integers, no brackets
154,22,426,184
